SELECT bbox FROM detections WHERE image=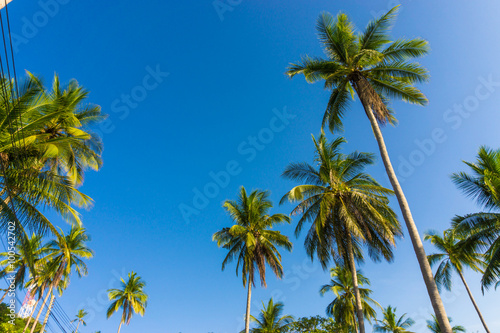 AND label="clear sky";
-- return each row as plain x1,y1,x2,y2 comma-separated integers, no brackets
6,0,500,332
